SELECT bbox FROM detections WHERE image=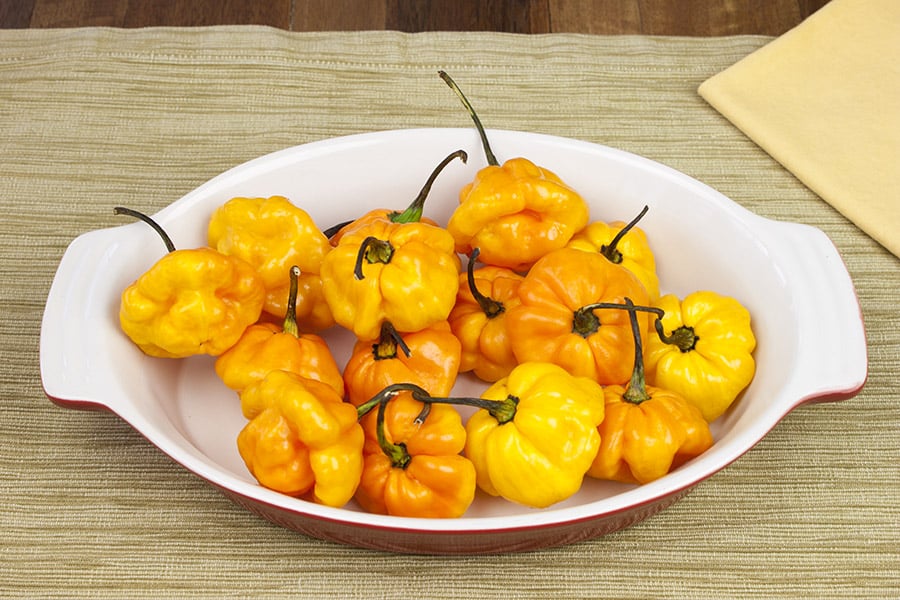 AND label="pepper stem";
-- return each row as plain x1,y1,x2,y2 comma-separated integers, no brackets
373,321,412,360
279,266,301,337
113,206,176,253
622,297,652,405
466,248,504,318
391,149,468,224
571,301,663,339
600,205,649,265
376,395,412,469
438,71,499,167
354,236,394,280
654,319,699,352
